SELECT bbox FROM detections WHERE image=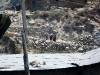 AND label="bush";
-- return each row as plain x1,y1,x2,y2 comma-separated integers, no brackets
32,10,66,21
3,32,14,37
15,47,22,54
40,12,49,19
33,10,40,18
49,11,66,21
